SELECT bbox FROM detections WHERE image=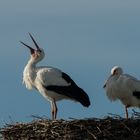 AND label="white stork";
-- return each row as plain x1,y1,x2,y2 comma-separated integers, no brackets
21,33,90,120
104,66,140,119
